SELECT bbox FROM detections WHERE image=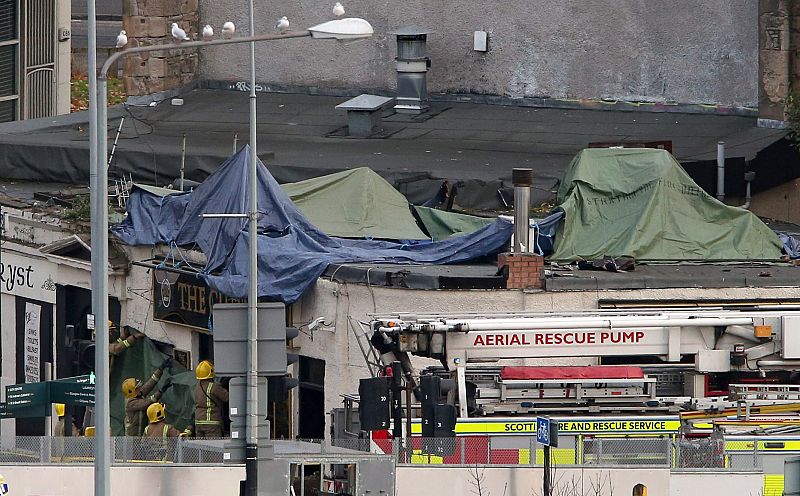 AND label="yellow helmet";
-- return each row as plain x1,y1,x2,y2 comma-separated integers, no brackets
147,403,166,423
84,426,96,437
196,360,214,380
55,403,65,417
122,377,141,398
